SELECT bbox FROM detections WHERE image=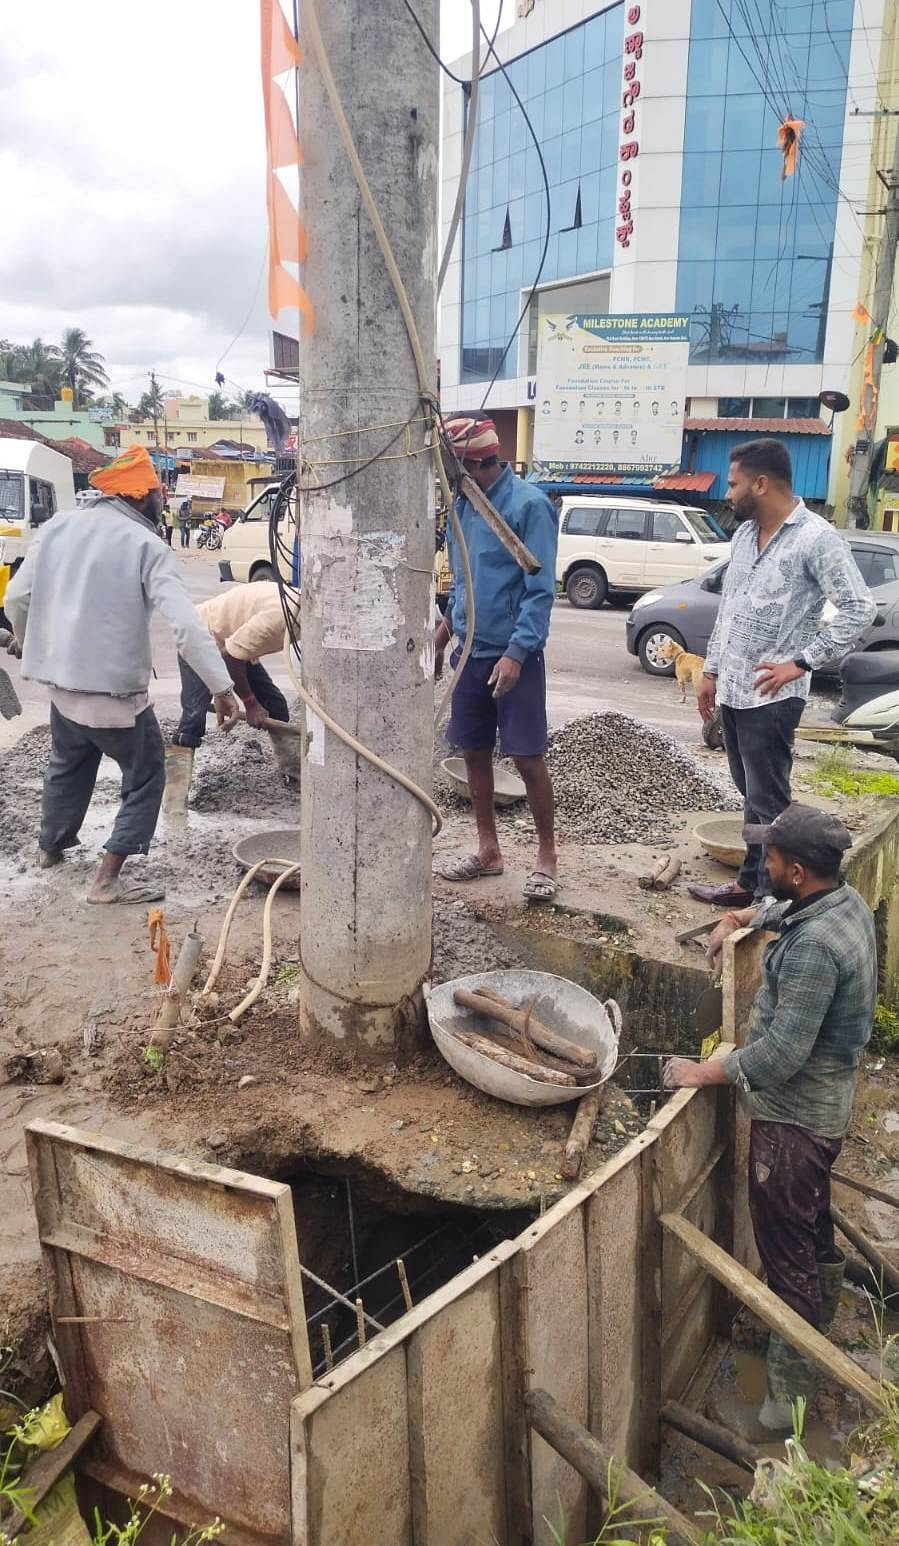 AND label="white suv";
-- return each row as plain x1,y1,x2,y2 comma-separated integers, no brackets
556,496,731,608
